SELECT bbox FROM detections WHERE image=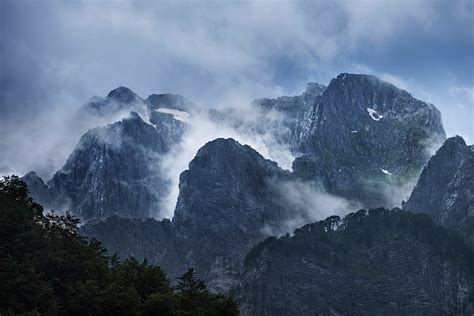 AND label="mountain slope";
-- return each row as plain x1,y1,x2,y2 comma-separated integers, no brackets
251,82,326,151
81,216,184,278
82,86,144,117
235,209,474,315
293,73,446,208
47,111,168,219
404,136,474,248
24,87,192,220
173,138,294,292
